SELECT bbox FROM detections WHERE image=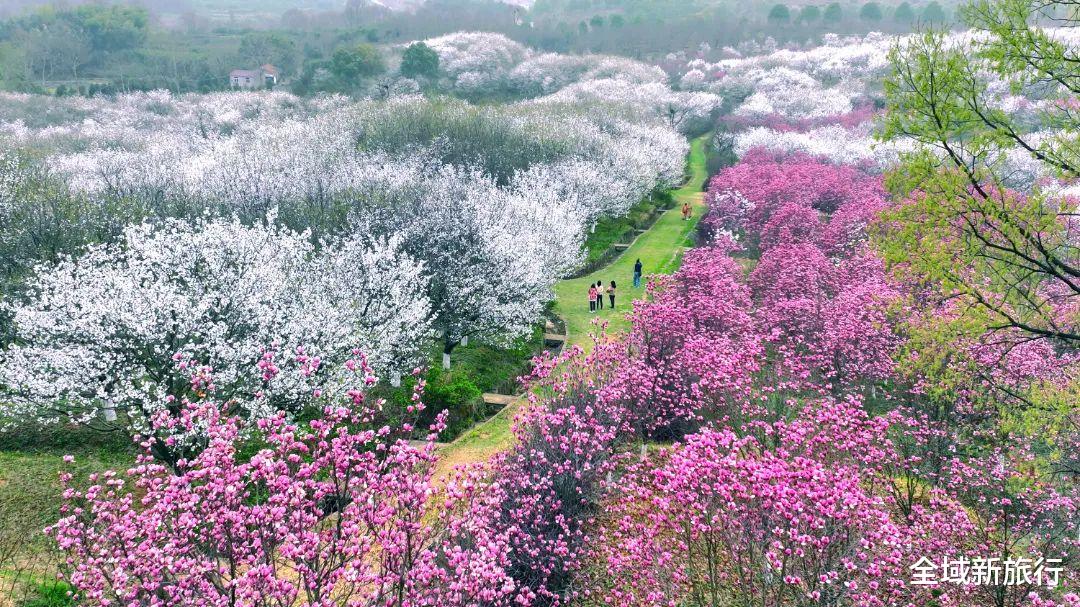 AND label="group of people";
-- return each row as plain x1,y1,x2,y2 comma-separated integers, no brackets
586,204,681,314
587,258,644,313
588,280,616,313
